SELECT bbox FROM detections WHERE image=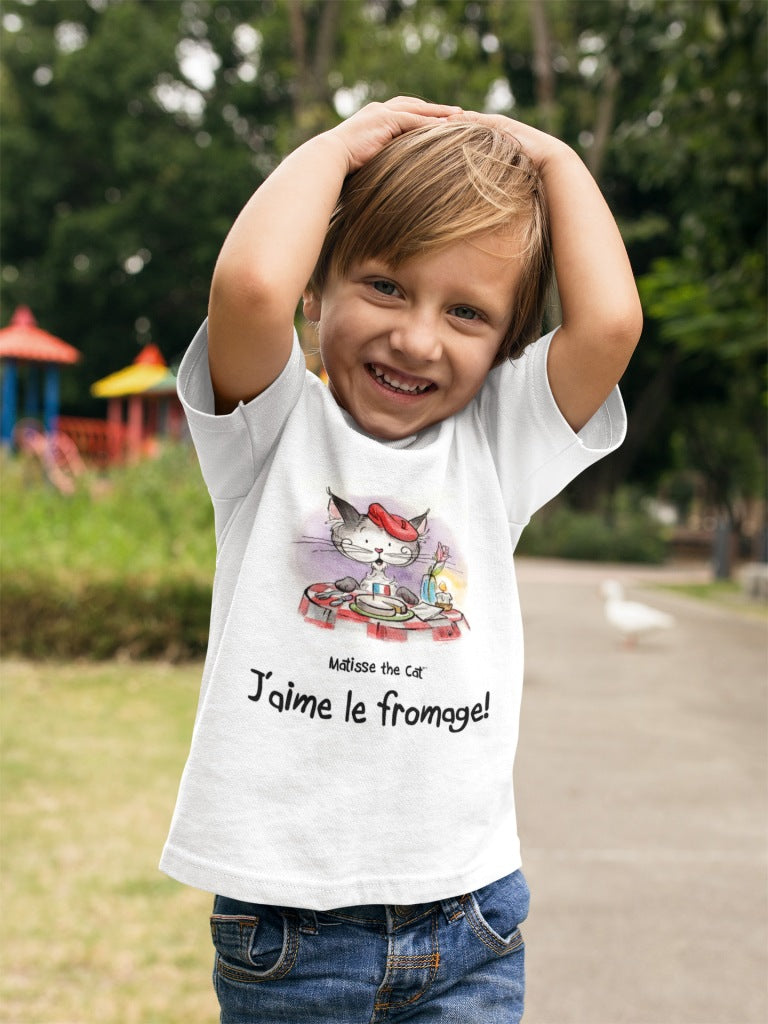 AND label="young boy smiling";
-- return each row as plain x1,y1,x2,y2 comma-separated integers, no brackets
305,234,524,440
162,97,642,1022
